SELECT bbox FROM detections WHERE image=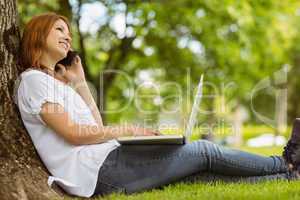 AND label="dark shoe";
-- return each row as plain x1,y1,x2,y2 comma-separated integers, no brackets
286,169,300,180
283,118,300,171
